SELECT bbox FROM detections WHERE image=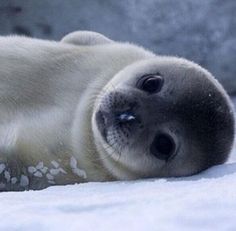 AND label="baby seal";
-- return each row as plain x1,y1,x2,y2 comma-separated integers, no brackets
0,31,234,191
